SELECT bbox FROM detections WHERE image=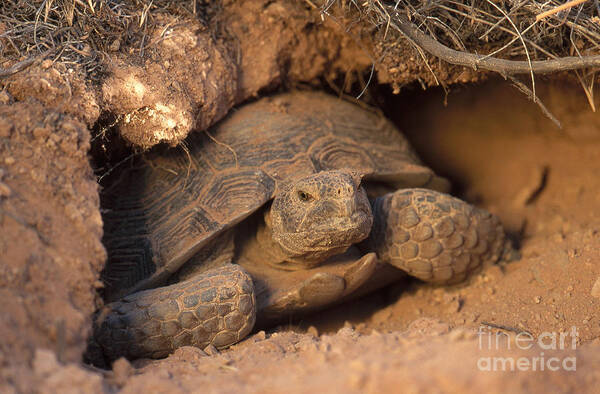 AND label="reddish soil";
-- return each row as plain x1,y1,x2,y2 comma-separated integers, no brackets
1,1,599,391
0,98,105,391
3,78,600,392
